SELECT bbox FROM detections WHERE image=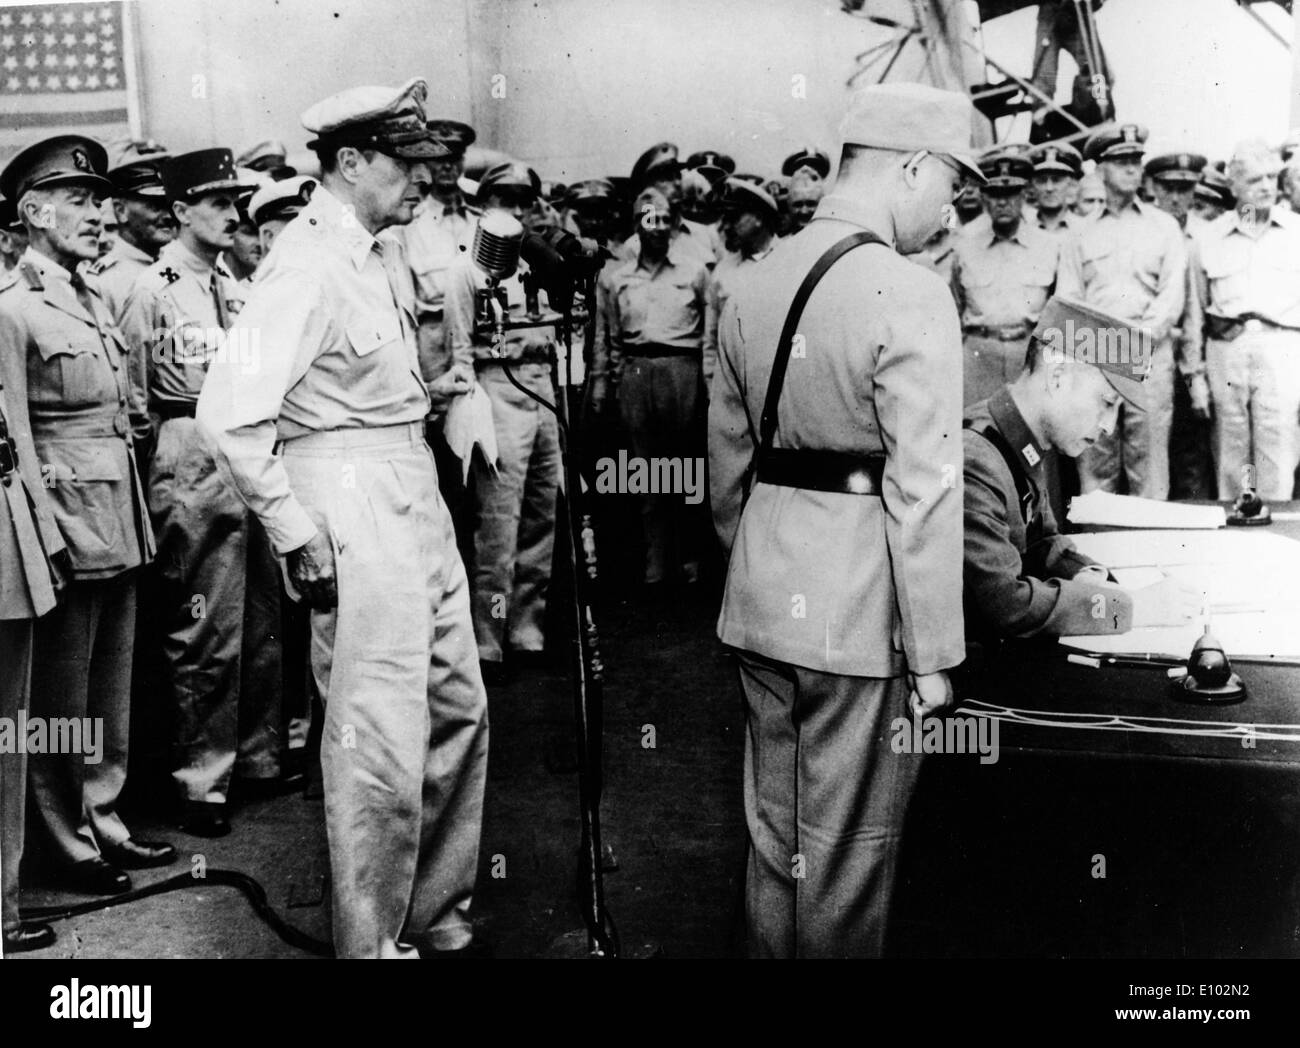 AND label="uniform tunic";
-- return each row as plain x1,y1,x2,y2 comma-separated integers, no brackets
709,192,965,957
0,246,153,866
119,236,282,805
198,184,488,959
